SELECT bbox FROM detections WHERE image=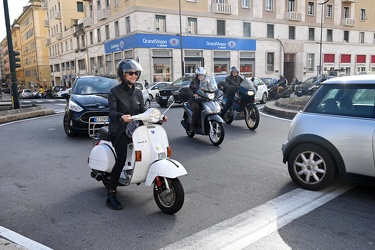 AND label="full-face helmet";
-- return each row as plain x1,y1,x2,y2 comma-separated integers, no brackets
116,59,143,80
